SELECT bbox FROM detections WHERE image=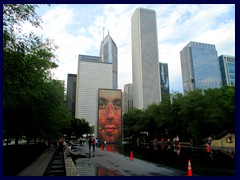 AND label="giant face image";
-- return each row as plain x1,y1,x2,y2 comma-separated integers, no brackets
98,89,122,143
